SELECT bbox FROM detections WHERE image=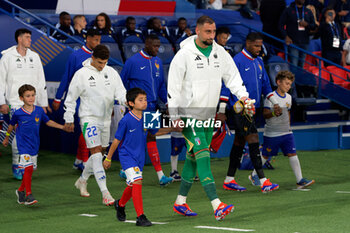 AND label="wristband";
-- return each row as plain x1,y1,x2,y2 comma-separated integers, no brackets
271,111,276,117
105,157,111,162
6,132,10,137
